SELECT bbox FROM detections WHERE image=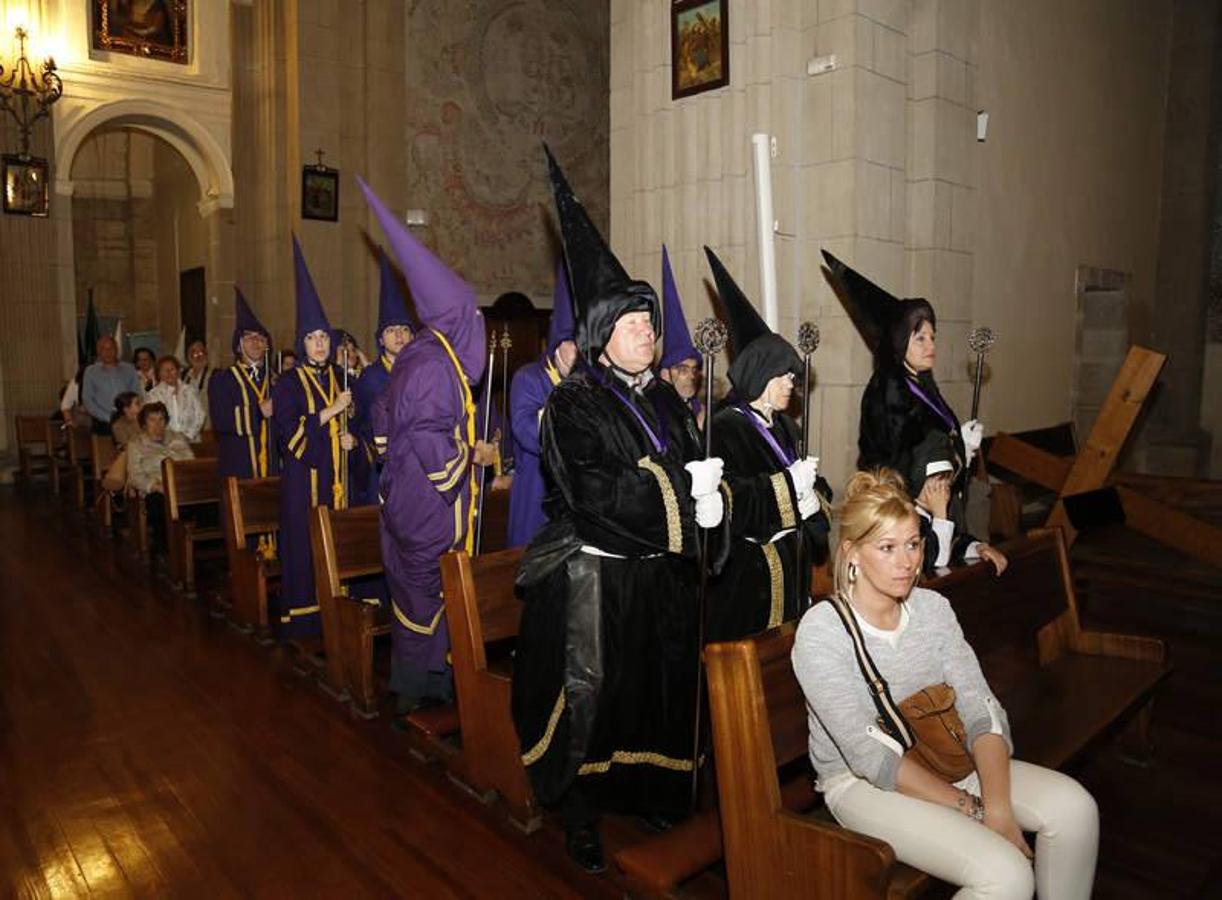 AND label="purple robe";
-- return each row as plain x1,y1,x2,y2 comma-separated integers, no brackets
208,363,278,479
273,364,355,638
379,331,477,694
506,357,559,548
352,354,393,506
